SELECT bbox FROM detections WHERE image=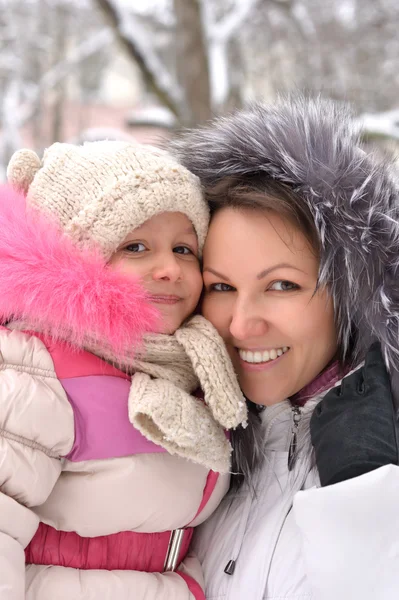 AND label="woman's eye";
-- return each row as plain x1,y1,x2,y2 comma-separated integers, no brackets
125,242,146,253
173,245,193,255
209,283,235,292
269,280,299,291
